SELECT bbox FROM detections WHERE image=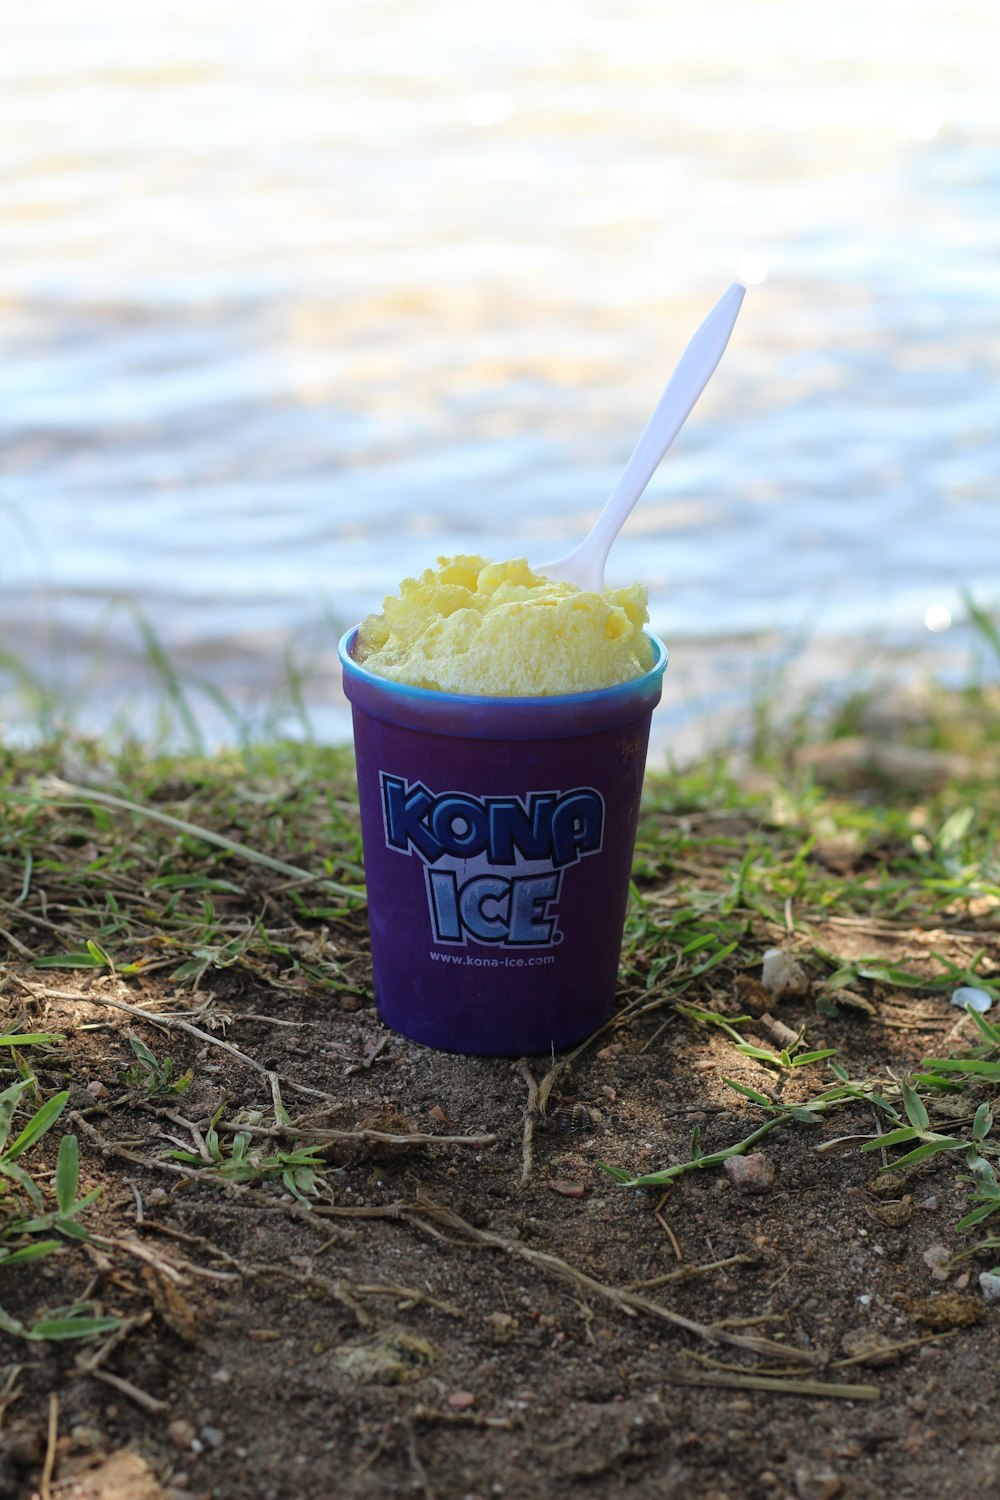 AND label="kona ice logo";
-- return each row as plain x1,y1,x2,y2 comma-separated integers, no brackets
380,773,605,948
